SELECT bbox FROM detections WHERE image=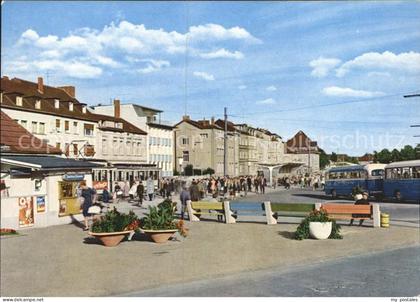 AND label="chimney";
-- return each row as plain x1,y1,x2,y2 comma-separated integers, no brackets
114,99,121,118
37,77,44,94
182,115,190,121
58,86,76,98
